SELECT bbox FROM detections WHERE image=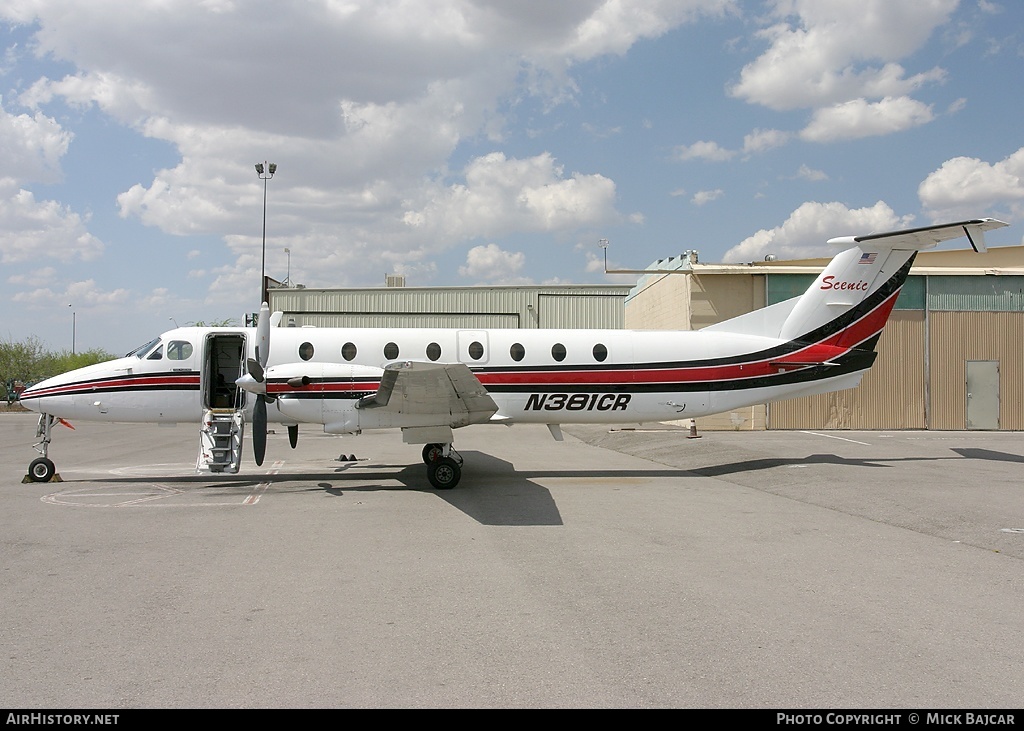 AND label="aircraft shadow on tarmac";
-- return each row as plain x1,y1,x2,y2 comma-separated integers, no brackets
949,447,1024,464
62,446,1023,526
69,451,571,527
684,447,1024,478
